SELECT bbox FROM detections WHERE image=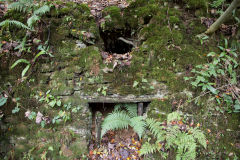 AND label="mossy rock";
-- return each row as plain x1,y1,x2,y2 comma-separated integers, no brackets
101,6,124,30
183,0,209,9
147,99,172,121
123,0,160,28
69,140,88,157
